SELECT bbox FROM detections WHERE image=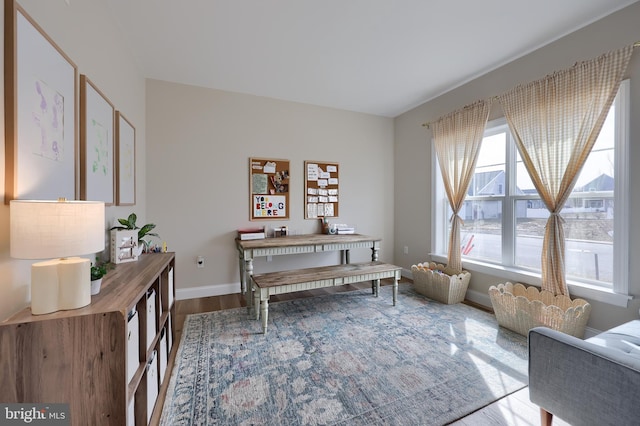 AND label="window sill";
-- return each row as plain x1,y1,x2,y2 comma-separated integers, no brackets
429,254,632,308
